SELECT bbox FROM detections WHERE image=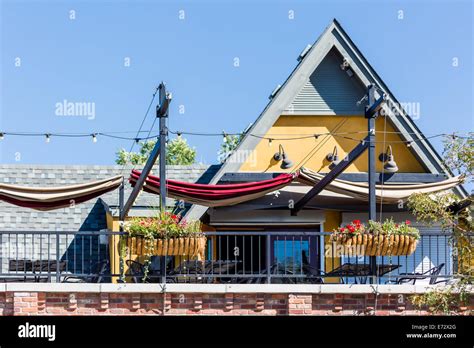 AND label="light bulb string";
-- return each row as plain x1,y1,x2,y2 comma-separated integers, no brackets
0,130,470,144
